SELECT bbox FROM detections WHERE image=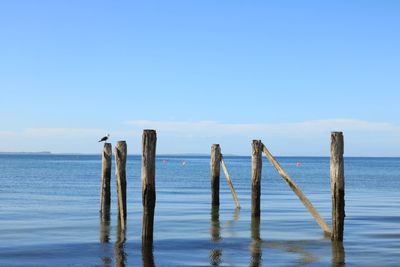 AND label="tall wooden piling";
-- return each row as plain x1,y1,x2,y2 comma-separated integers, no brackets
115,141,127,229
100,143,112,214
210,144,221,206
251,140,263,217
330,132,345,241
142,130,157,244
